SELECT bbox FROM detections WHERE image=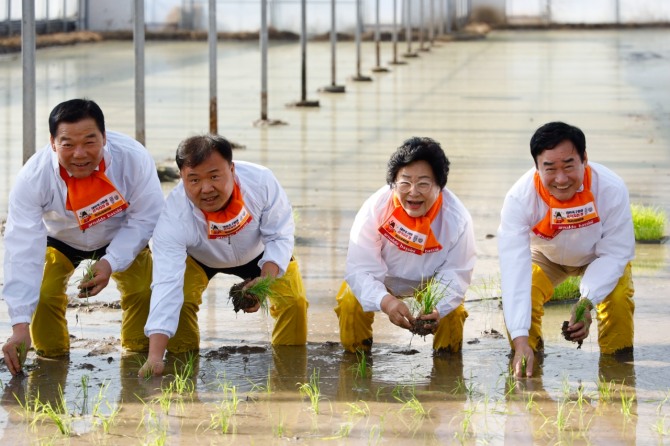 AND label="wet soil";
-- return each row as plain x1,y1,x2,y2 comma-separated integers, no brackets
228,280,260,313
